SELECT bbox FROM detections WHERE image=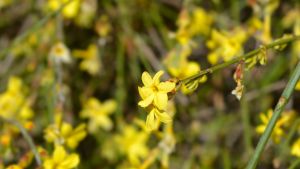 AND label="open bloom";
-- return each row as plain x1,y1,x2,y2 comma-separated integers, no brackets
138,71,175,110
138,71,175,130
43,146,79,169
